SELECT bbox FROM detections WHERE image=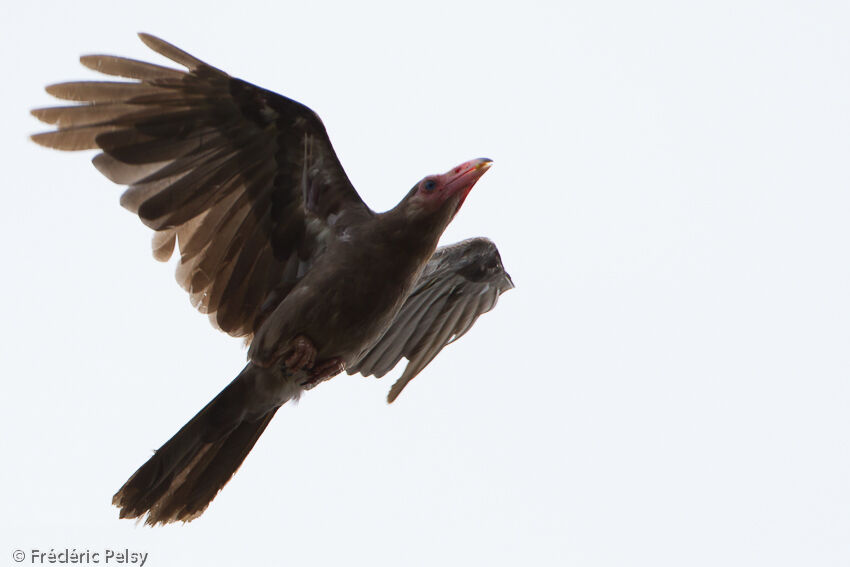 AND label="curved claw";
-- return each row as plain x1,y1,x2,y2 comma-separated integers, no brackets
300,358,345,389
